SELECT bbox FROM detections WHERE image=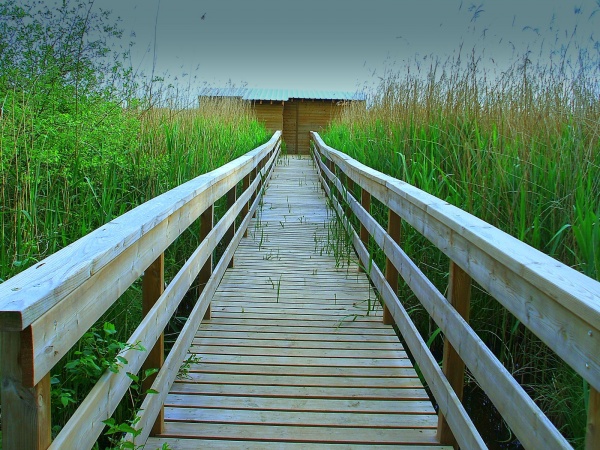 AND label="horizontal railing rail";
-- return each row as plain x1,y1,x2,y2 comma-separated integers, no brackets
0,131,281,450
311,131,600,450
